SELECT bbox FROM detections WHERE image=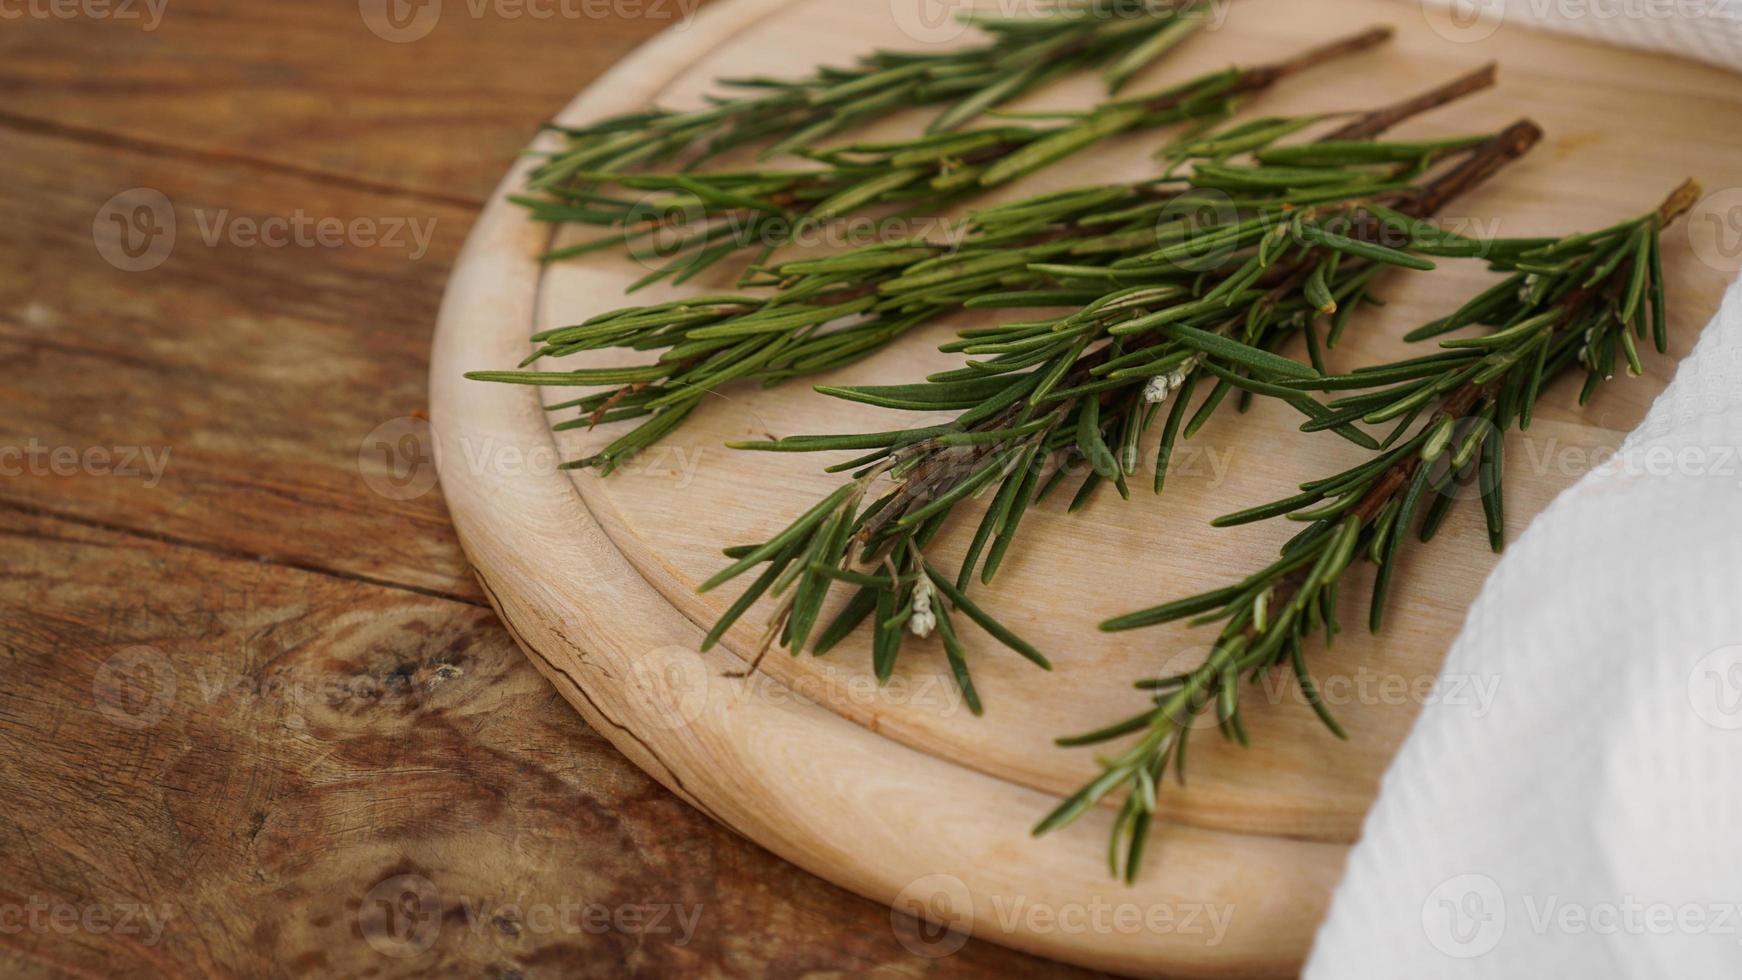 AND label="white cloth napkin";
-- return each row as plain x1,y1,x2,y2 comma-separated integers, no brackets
1414,0,1742,71
1308,8,1742,974
1306,278,1742,977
